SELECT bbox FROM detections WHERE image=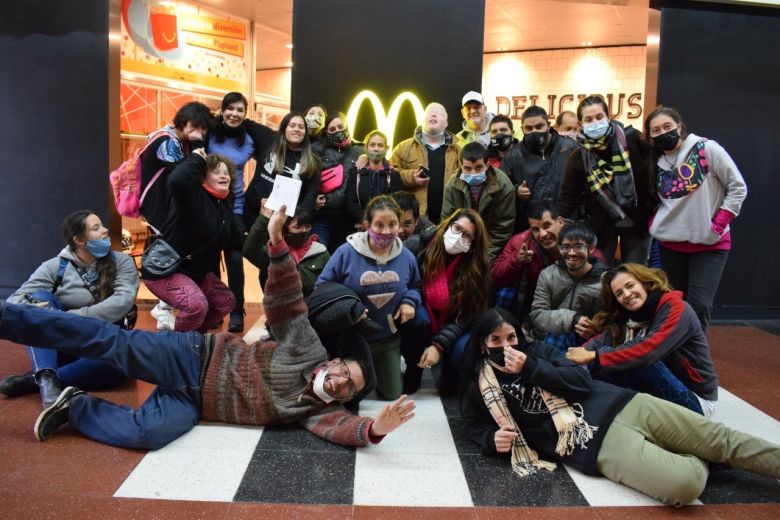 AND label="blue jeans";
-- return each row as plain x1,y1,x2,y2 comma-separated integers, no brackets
0,304,203,449
595,361,704,415
24,291,125,390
